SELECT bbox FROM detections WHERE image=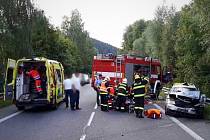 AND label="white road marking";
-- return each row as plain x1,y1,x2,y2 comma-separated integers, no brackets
0,111,23,124
94,103,98,109
80,105,96,140
154,104,205,140
80,134,86,140
87,112,95,126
